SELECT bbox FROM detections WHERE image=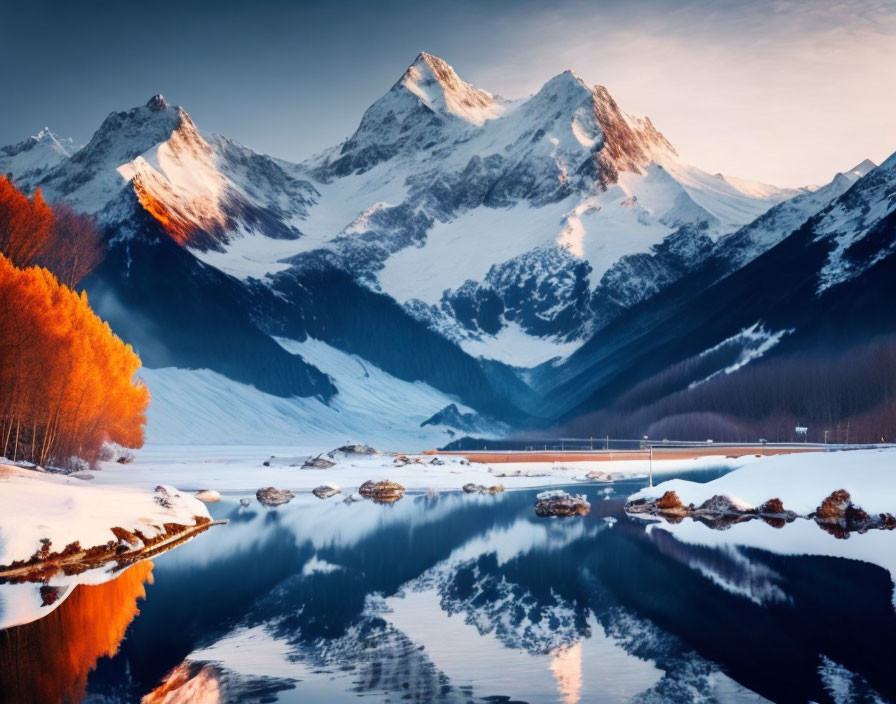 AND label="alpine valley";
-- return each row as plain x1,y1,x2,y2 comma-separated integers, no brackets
3,52,893,448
